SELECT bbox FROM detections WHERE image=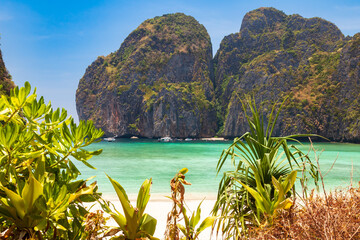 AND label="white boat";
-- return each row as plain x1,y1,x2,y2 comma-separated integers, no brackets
104,137,116,142
185,138,193,141
159,137,172,142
